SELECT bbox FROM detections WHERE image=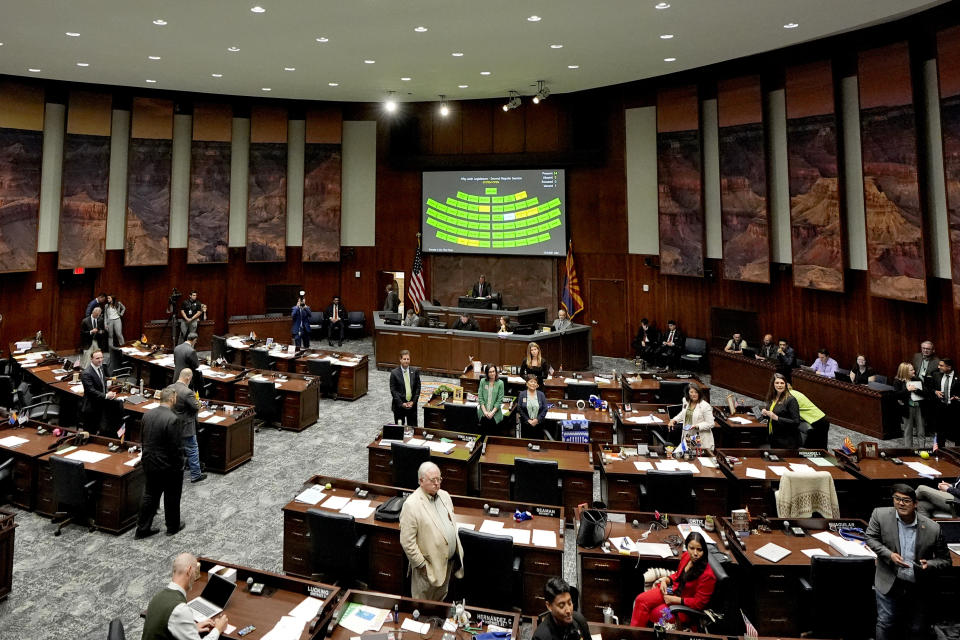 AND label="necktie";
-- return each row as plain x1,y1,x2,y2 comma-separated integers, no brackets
403,369,411,401
944,374,952,403
669,331,674,343
96,367,104,389
334,306,339,322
